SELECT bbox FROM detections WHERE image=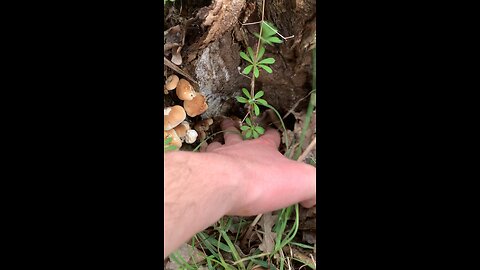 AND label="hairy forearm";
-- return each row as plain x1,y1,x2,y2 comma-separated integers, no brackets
164,151,243,258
